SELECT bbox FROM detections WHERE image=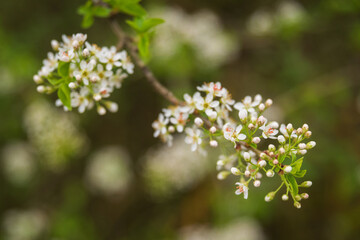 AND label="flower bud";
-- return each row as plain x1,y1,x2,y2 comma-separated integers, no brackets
51,40,59,50
296,128,303,135
266,170,275,177
286,123,293,131
72,40,79,48
265,99,273,107
256,172,263,179
305,131,312,138
104,101,118,113
83,48,90,57
284,165,292,173
295,195,301,201
307,141,316,149
248,123,255,130
268,144,276,151
243,152,251,161
257,116,266,126
254,180,261,187
210,140,218,147
55,99,62,107
75,74,81,81
68,82,76,89
260,152,268,159
33,75,43,84
278,135,285,144
273,159,279,165
252,137,260,144
97,106,106,115
282,194,289,201
36,85,45,93
231,167,241,176
216,160,224,166
302,123,309,131
194,117,203,127
238,109,247,121
89,59,96,66
299,149,307,155
294,202,301,209
209,126,217,133
301,193,309,199
279,147,285,154
258,103,265,111
258,160,267,168
93,93,102,101
245,170,251,177
300,181,312,187
168,126,175,133
298,143,306,150
265,191,275,202
217,171,230,180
